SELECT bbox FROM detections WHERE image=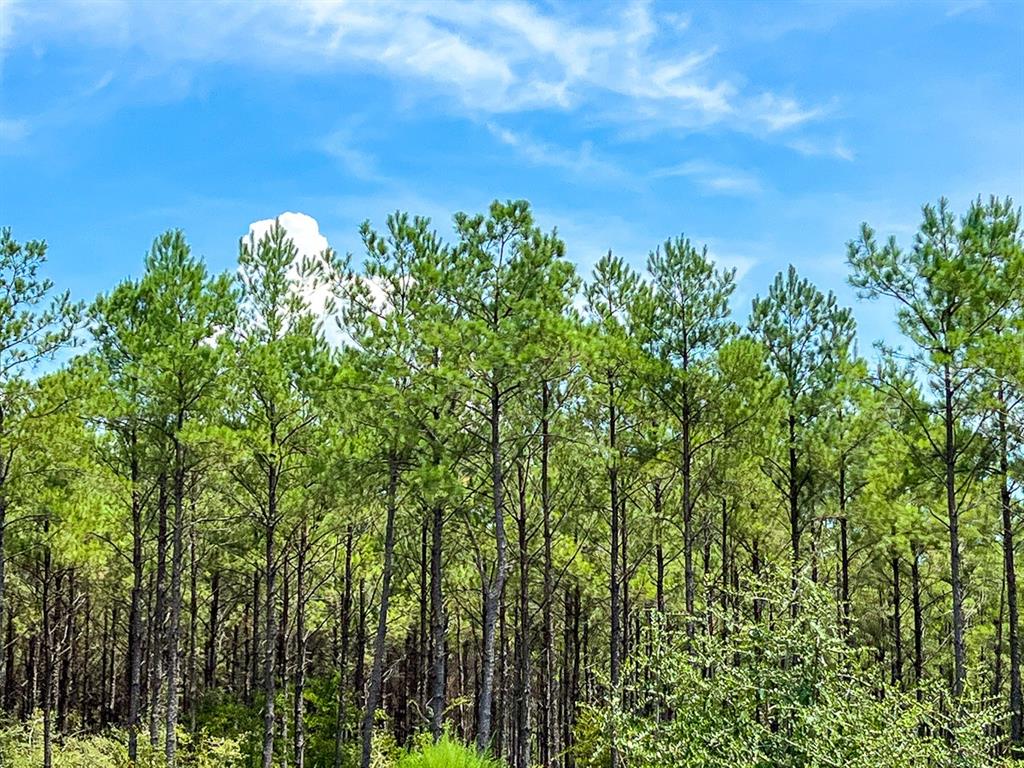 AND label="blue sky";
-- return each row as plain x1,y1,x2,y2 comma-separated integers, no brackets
1,0,1022,346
